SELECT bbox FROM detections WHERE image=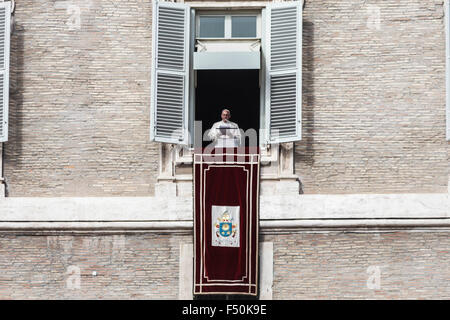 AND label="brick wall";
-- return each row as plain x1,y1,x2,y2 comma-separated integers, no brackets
263,230,450,299
296,0,449,193
0,233,189,299
7,0,158,196
4,0,450,196
0,230,448,299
